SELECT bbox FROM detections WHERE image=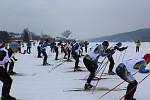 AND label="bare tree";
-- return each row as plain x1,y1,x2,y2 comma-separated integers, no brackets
61,30,72,38
22,28,31,42
0,31,10,42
